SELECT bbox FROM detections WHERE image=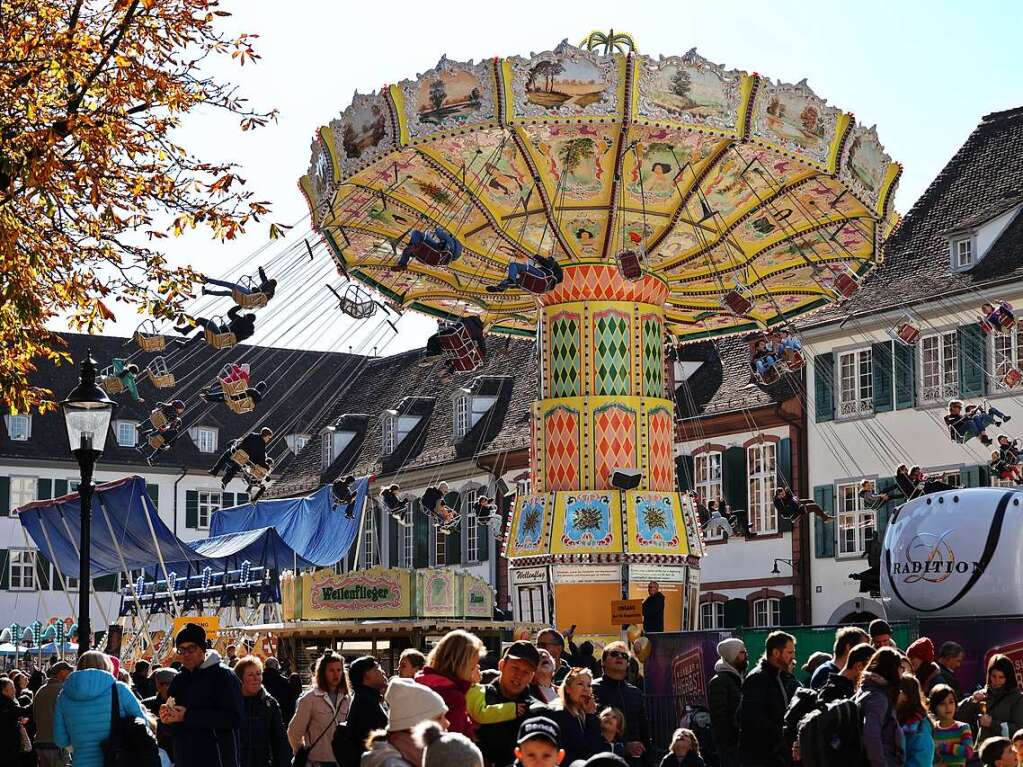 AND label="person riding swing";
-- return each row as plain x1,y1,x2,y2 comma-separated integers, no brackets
392,227,463,271
420,482,458,534
486,254,564,294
